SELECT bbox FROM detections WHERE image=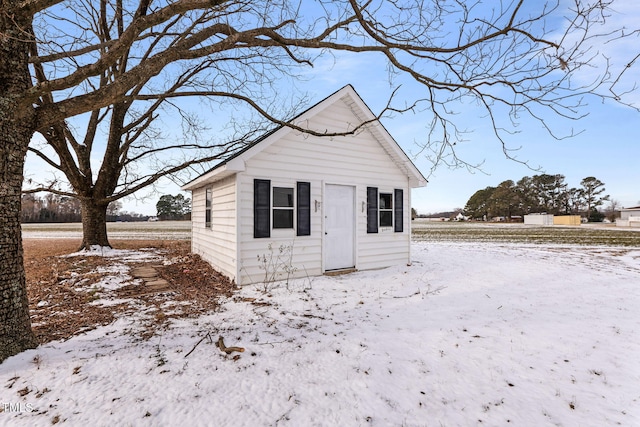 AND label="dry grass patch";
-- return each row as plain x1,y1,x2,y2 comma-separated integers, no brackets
24,239,236,344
